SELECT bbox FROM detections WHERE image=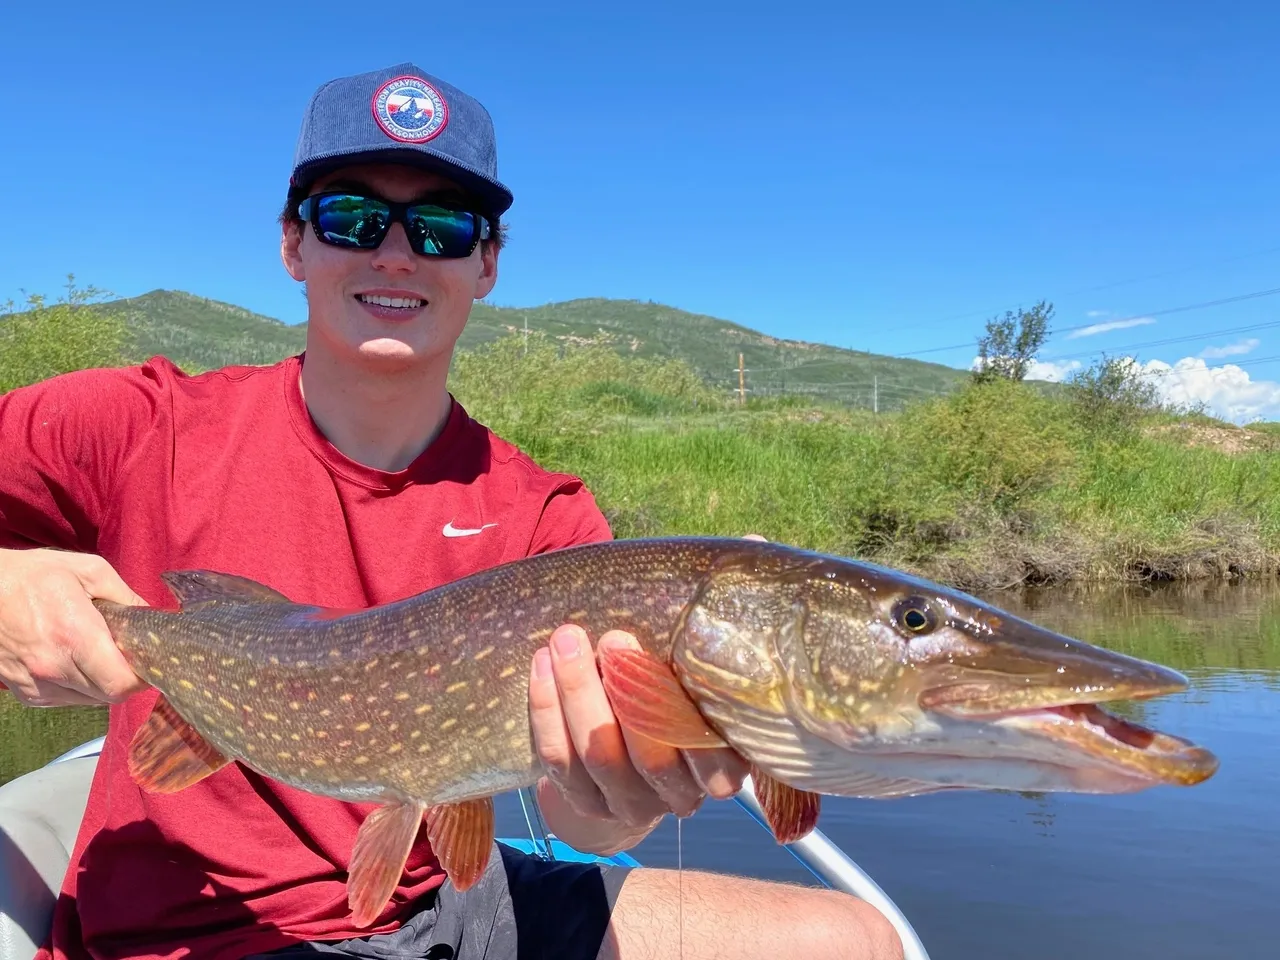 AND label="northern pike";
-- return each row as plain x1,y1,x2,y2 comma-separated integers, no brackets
95,537,1218,926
